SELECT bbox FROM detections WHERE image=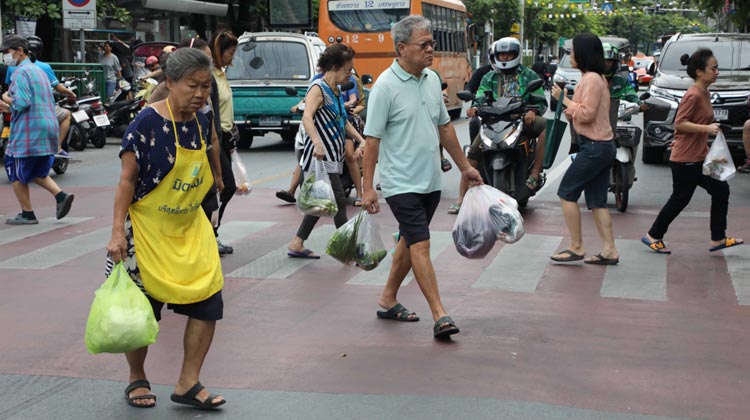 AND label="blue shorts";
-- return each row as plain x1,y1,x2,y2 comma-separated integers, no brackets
4,155,54,184
557,136,615,209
